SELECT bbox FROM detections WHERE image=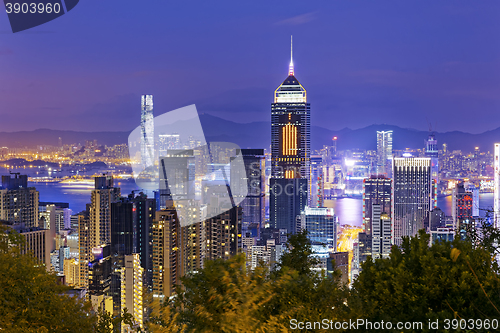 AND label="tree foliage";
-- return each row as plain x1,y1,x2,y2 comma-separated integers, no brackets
0,225,96,332
148,230,347,332
348,229,500,331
